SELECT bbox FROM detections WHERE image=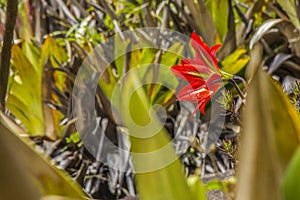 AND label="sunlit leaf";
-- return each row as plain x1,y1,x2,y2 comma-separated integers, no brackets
277,0,300,31
282,146,300,200
160,42,184,66
7,45,44,135
148,42,183,104
98,66,118,99
236,68,300,200
22,40,41,75
0,112,88,199
206,0,229,41
186,175,206,200
119,71,193,200
7,94,44,134
41,36,68,66
221,48,250,75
